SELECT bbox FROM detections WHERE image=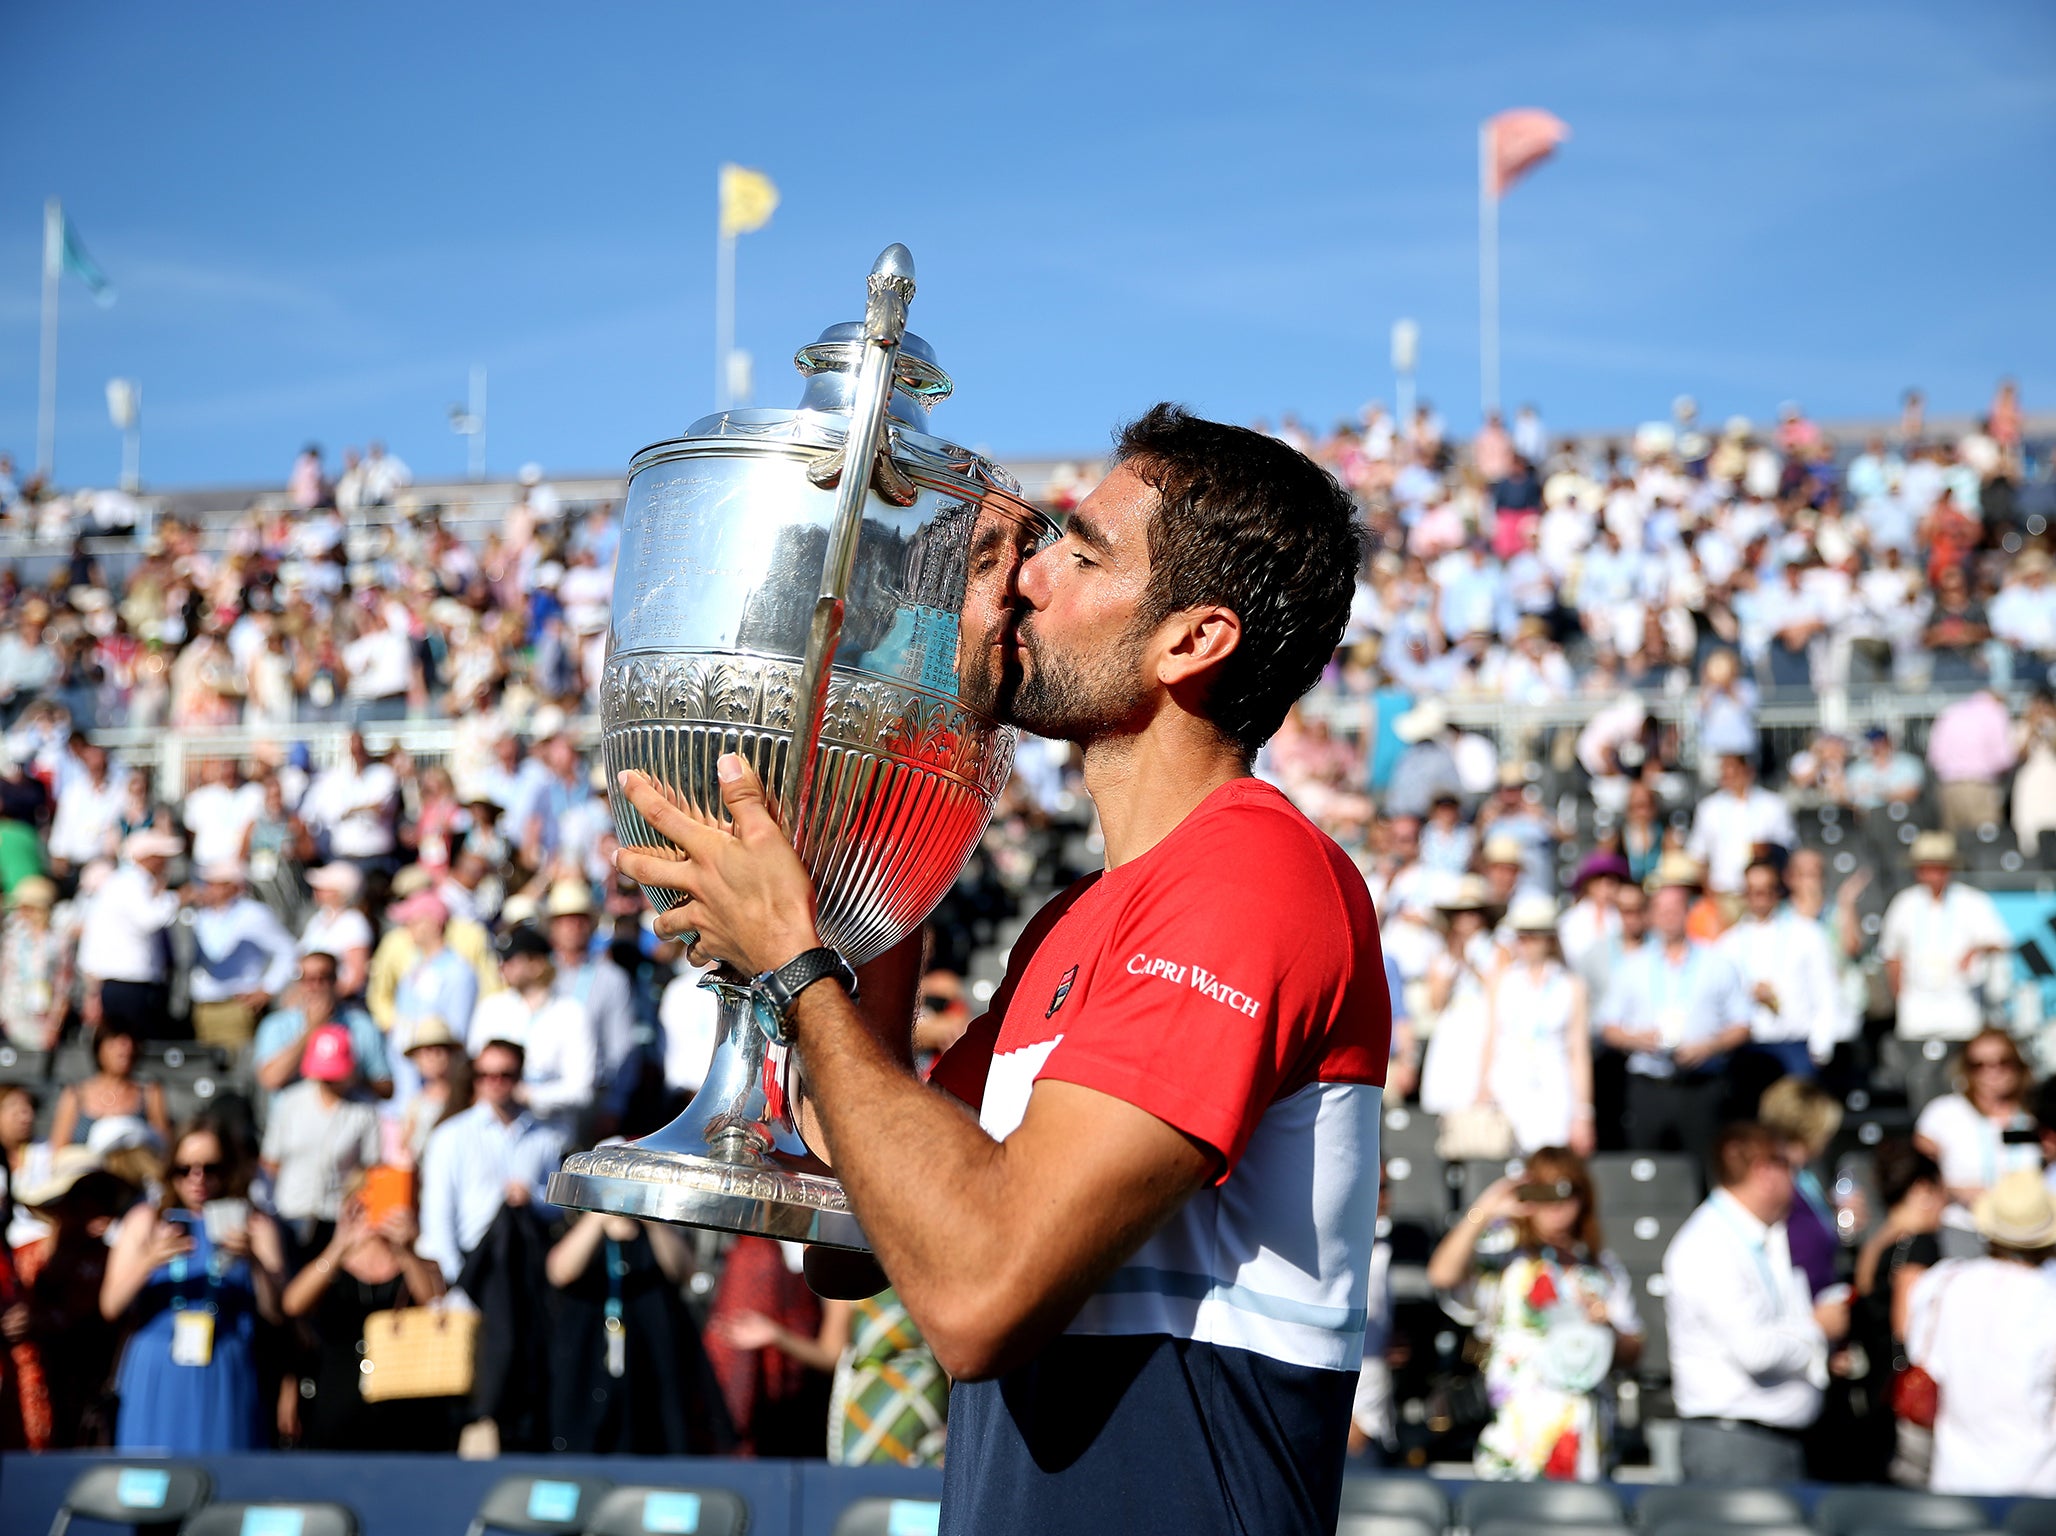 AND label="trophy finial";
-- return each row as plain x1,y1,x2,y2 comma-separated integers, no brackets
872,242,916,289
